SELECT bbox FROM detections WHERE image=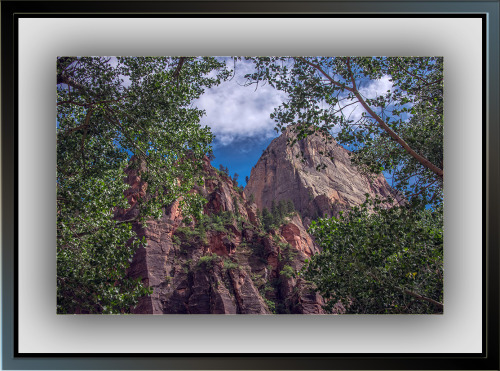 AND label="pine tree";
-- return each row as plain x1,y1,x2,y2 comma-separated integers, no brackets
271,200,277,219
278,200,287,221
261,207,273,231
219,164,229,176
